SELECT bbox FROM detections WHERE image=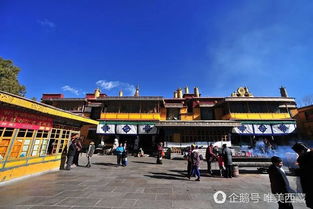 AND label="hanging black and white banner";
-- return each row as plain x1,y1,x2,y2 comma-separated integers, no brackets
97,124,116,134
232,124,254,134
138,124,158,134
116,124,137,135
233,123,296,135
272,124,296,134
253,124,272,135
